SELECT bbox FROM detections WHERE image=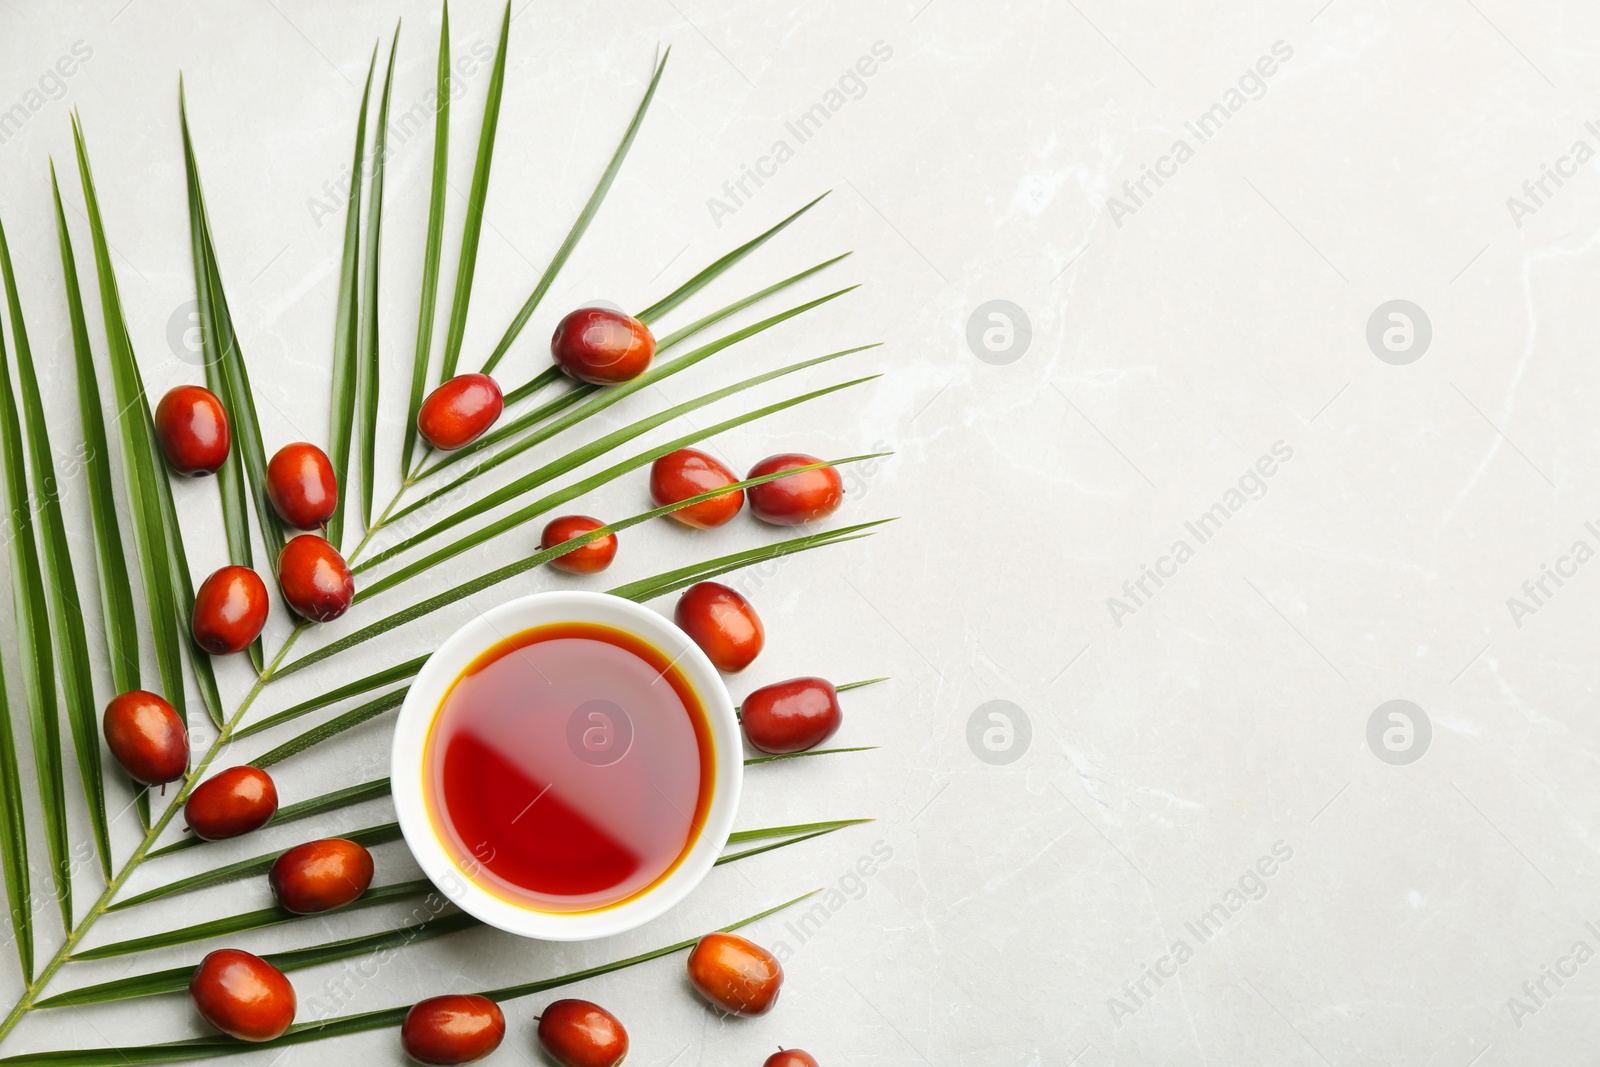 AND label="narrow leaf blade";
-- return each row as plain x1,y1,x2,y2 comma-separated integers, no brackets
437,1,510,382
109,823,403,912
402,2,451,477
479,47,669,375
49,165,140,698
2,206,112,878
0,216,72,932
326,49,379,549
359,30,399,530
